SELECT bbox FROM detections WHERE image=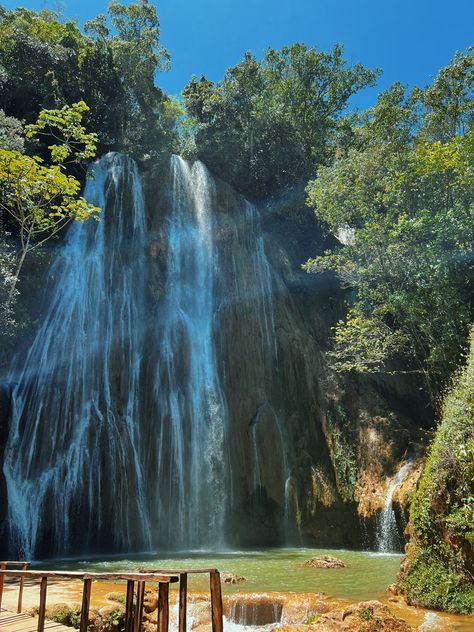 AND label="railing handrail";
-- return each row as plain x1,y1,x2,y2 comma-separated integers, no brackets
0,561,29,613
139,567,218,574
0,570,179,582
